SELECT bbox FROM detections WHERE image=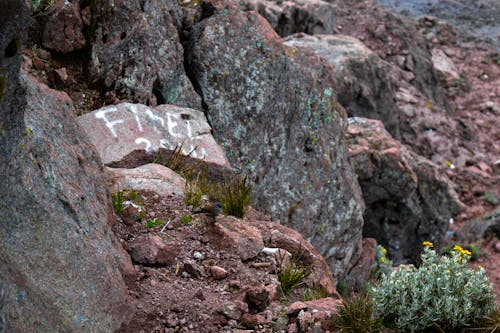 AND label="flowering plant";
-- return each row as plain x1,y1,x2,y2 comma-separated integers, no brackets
371,241,497,332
